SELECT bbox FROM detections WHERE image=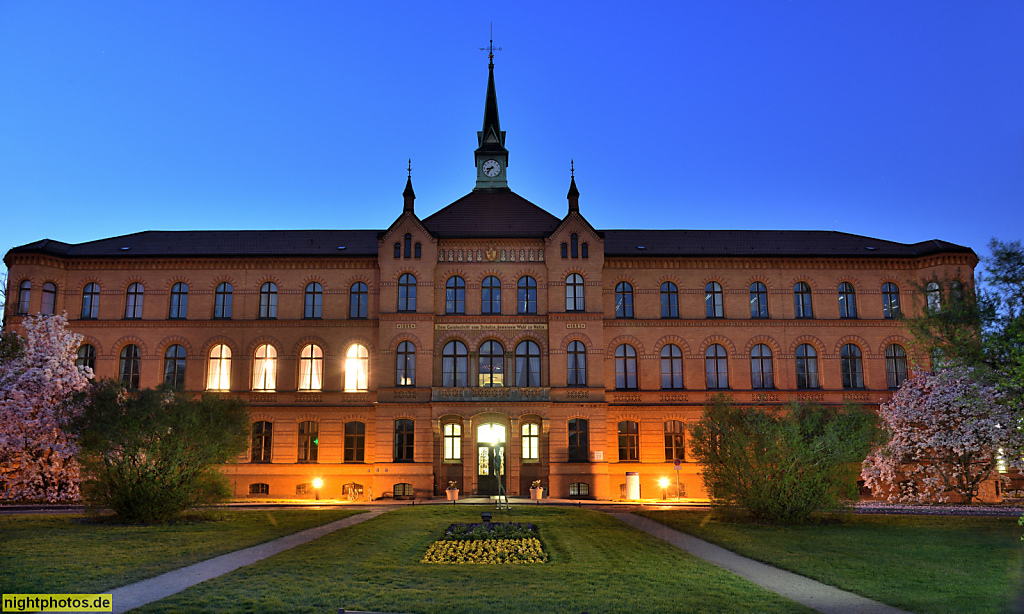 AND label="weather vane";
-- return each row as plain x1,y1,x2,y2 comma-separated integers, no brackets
407,158,412,179
480,23,501,64
570,159,575,179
